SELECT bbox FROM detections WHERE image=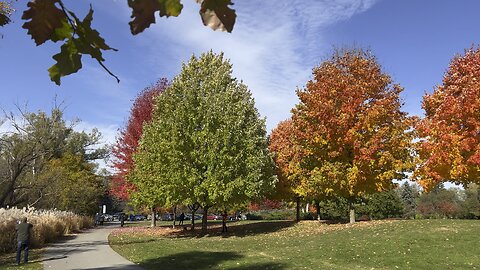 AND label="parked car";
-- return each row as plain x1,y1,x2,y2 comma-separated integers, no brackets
207,214,219,220
184,214,202,220
102,214,113,222
134,214,145,221
161,213,174,221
